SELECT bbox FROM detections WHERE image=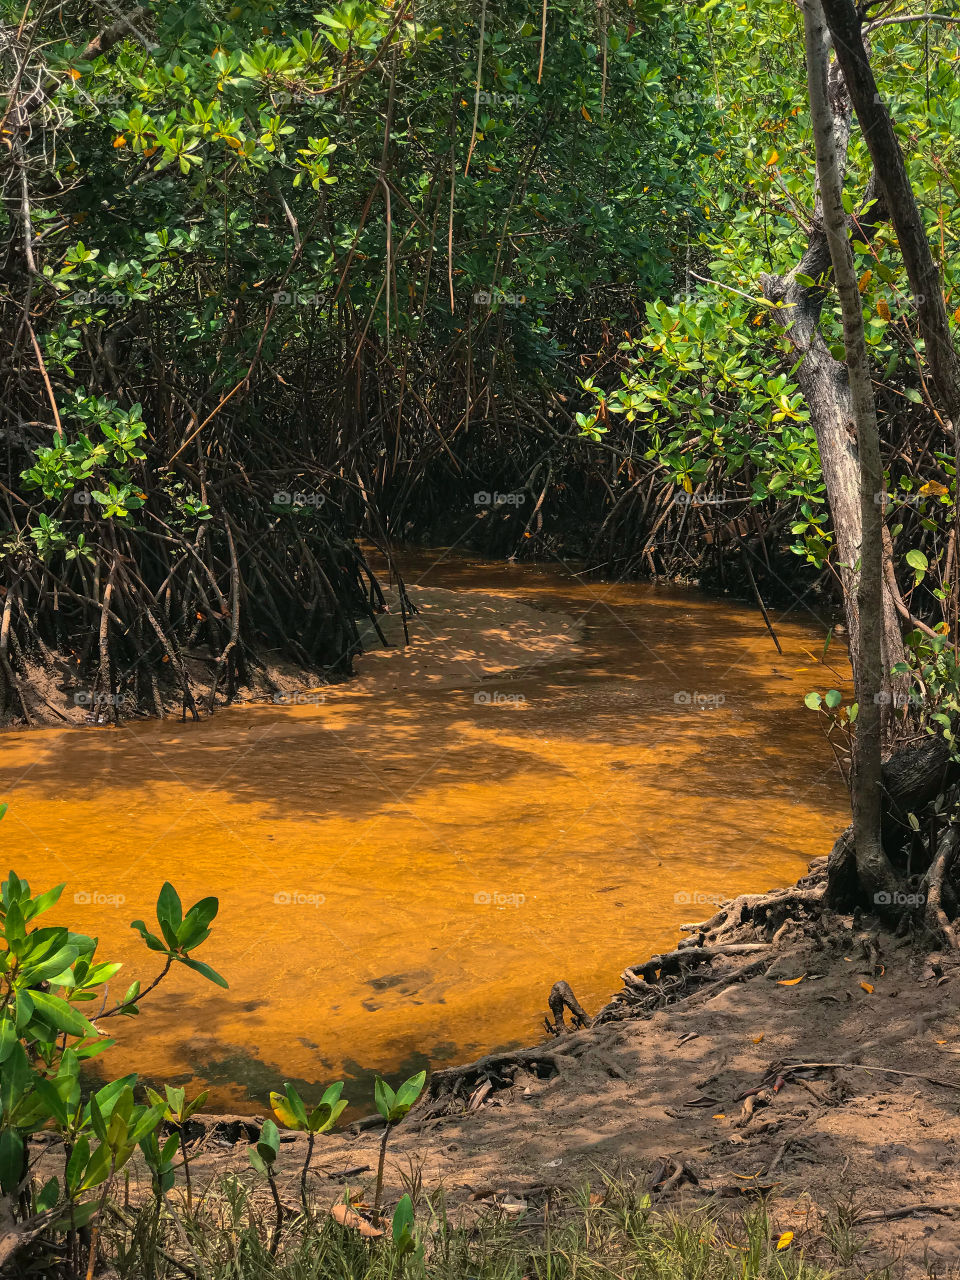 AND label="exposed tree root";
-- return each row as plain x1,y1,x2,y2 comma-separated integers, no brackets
544,980,591,1035
925,826,960,951
424,1046,578,1115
